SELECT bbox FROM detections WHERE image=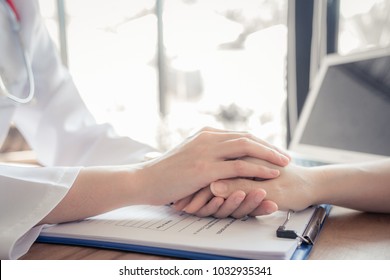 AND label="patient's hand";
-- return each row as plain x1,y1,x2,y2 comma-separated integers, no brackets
172,186,278,219
209,159,317,212
173,158,317,218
